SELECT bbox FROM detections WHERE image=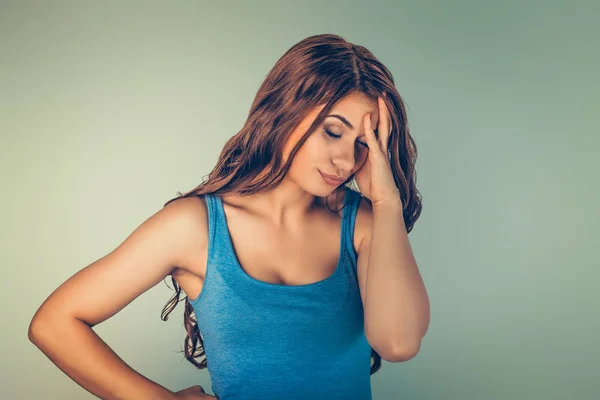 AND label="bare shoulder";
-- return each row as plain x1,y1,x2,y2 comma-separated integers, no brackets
163,195,210,276
164,195,208,228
